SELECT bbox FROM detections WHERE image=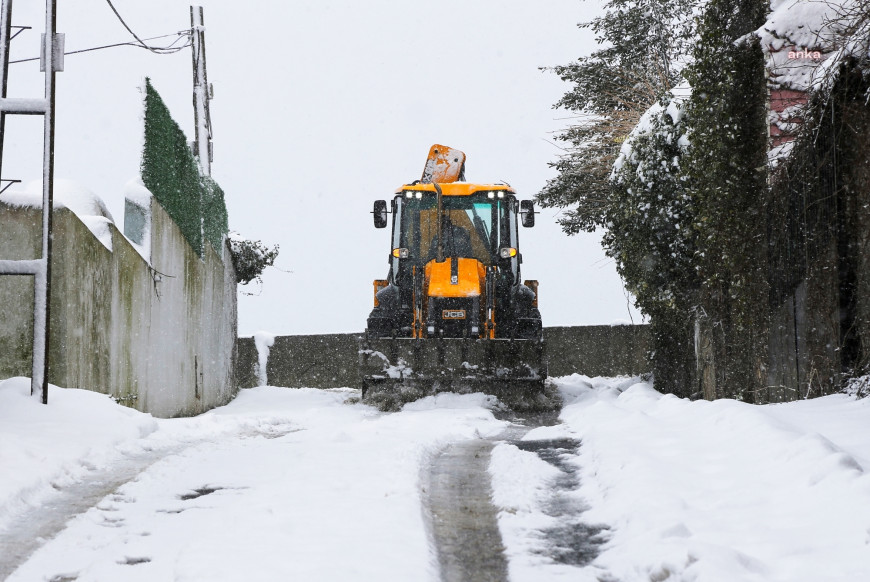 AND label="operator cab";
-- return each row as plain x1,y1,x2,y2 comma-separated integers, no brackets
369,182,540,340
